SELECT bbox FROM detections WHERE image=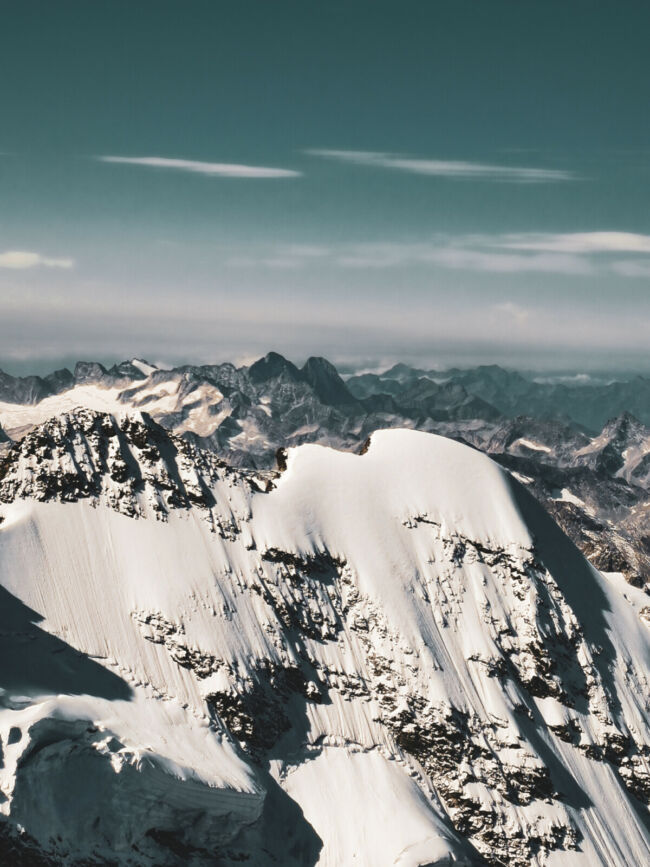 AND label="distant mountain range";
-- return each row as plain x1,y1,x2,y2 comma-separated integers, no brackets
347,362,650,431
1,353,649,587
3,354,650,438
